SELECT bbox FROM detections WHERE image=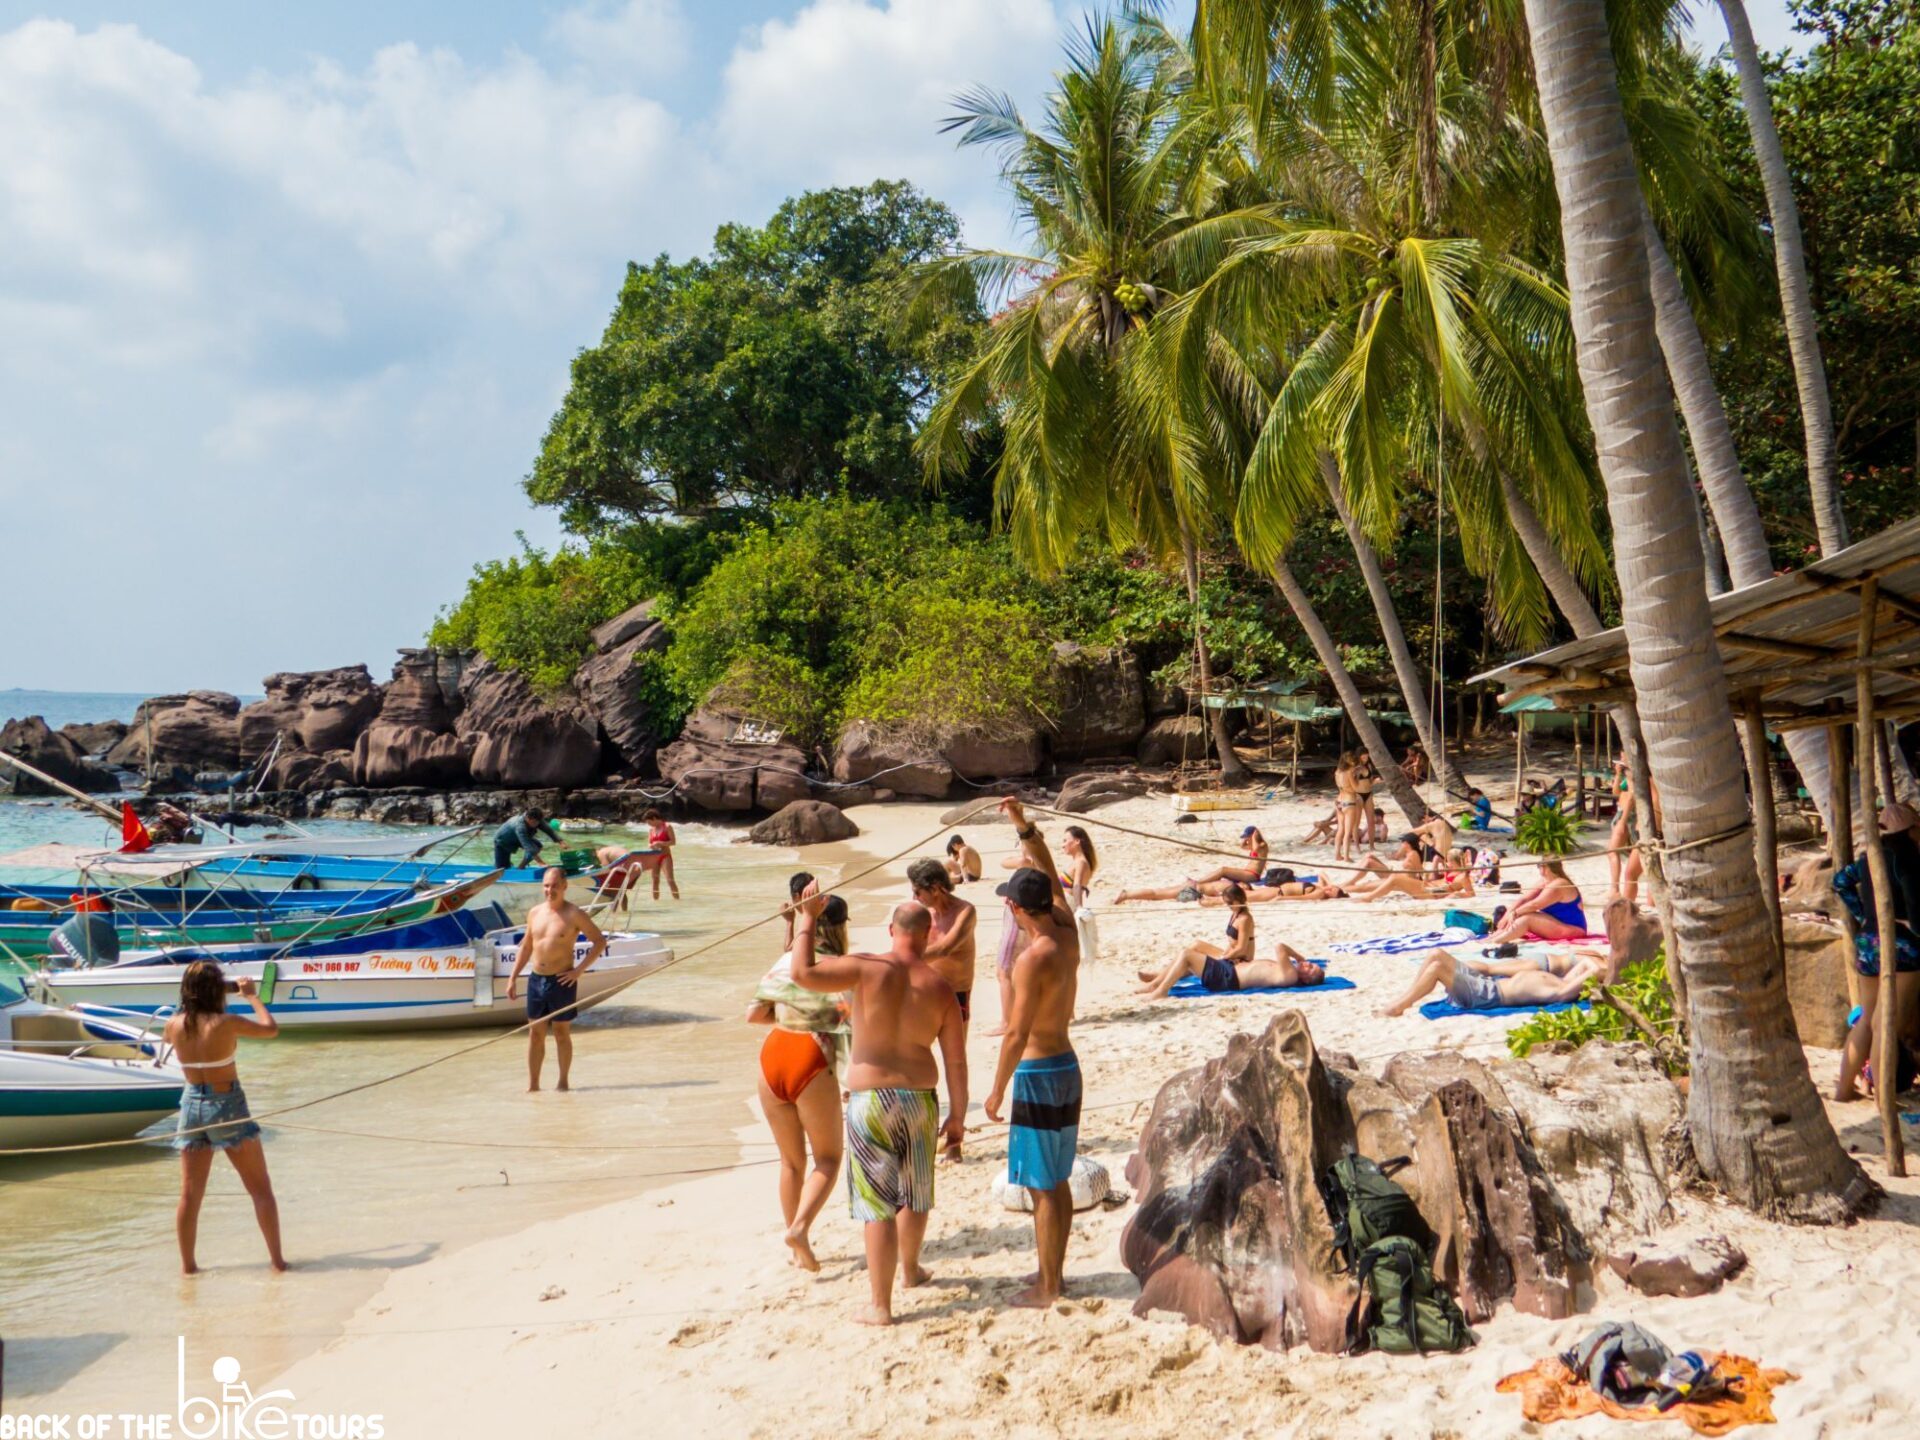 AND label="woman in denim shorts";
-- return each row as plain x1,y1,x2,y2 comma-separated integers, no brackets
162,960,287,1274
